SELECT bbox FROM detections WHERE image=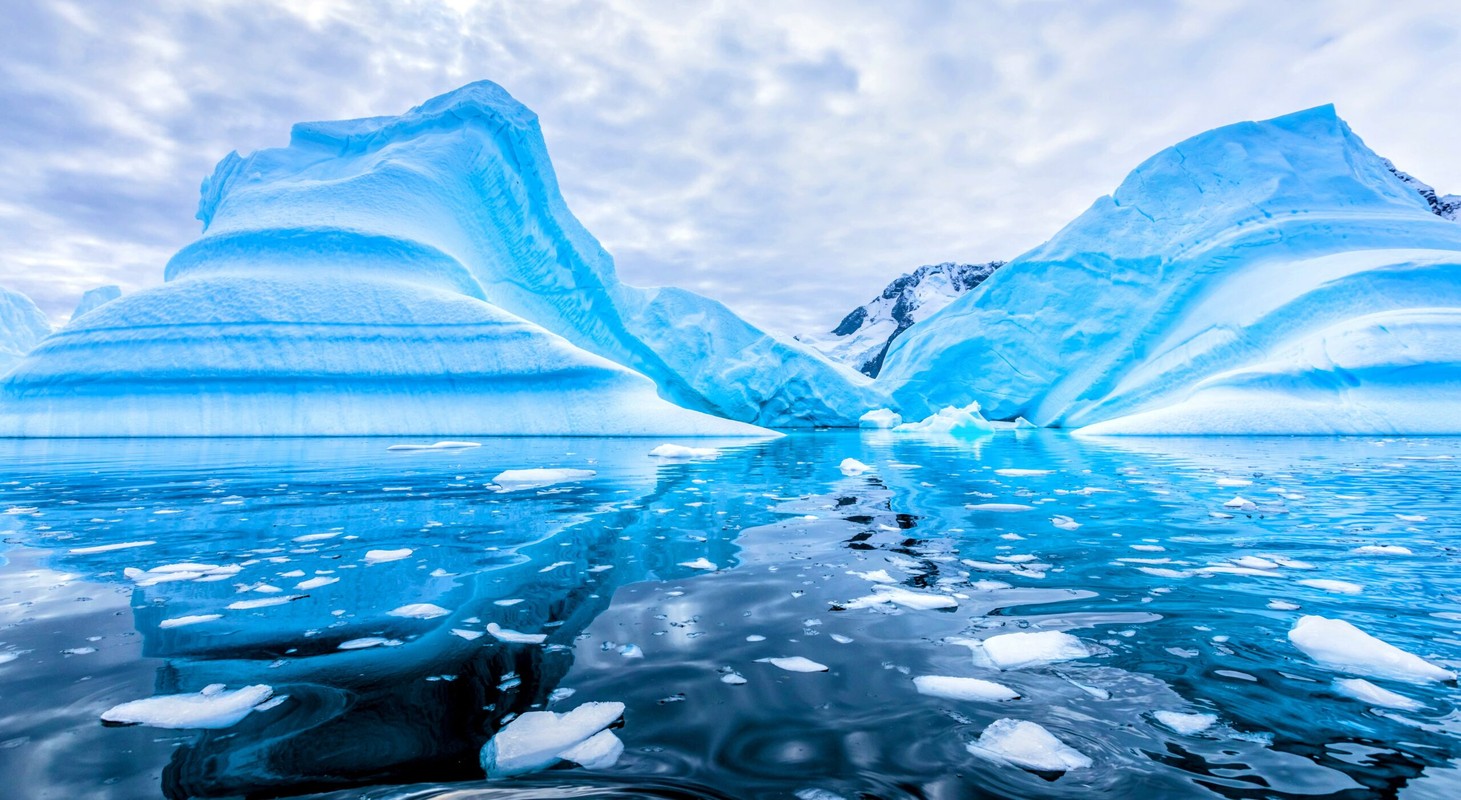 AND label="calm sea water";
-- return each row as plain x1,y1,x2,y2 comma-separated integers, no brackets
0,432,1457,799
